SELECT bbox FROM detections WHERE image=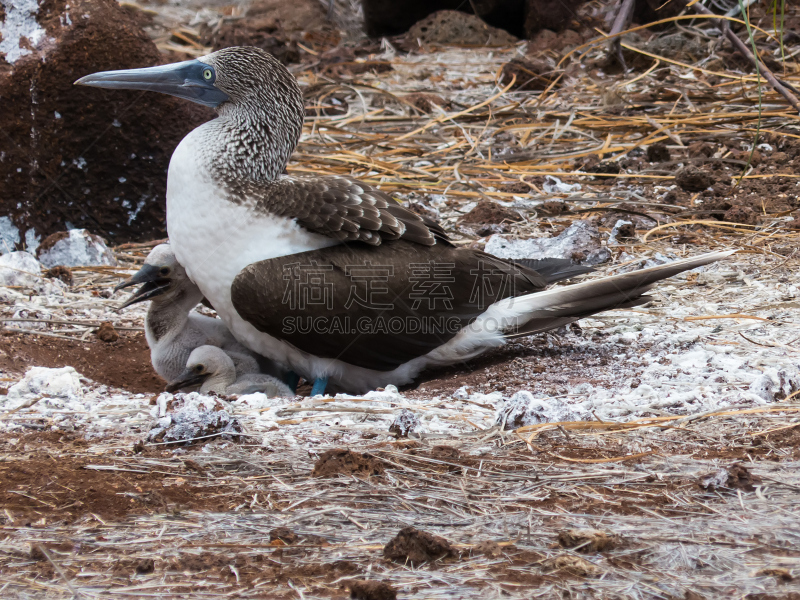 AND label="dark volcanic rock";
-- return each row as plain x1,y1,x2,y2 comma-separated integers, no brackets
407,10,518,46
311,449,385,478
524,0,586,36
646,141,671,163
348,579,397,600
0,0,212,245
383,526,455,565
675,166,713,192
724,205,759,225
458,200,522,225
